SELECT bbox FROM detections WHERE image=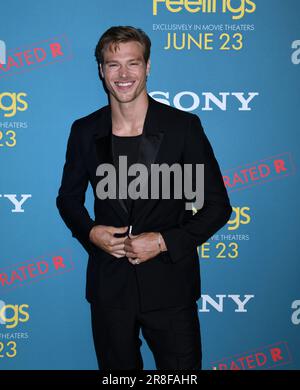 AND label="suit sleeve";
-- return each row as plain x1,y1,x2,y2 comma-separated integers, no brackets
160,114,232,263
56,120,96,250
